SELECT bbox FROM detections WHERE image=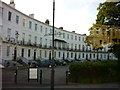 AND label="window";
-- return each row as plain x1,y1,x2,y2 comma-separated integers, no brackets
39,50,42,58
16,15,19,24
45,28,47,34
23,18,26,27
50,29,52,34
35,36,37,44
79,44,81,50
54,51,56,58
45,51,47,58
45,39,47,47
35,23,37,31
67,34,69,39
40,26,43,32
79,53,81,58
59,52,61,58
28,35,31,43
83,37,85,42
7,28,11,40
8,11,12,21
29,21,32,29
28,49,31,57
75,36,77,40
75,44,77,50
7,46,10,56
22,33,25,44
71,35,73,39
21,48,24,57
0,45,1,56
71,52,73,58
40,37,42,45
82,53,84,58
0,8,2,16
67,52,69,58
71,43,73,49
63,33,65,38
79,37,81,41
